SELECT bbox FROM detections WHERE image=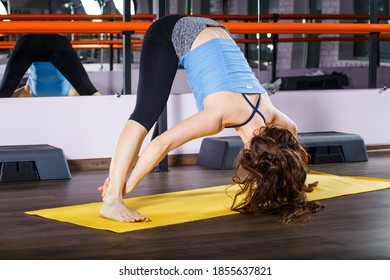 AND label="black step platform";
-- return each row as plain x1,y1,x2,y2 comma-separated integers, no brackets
279,73,349,90
198,131,368,169
198,136,243,170
298,131,368,164
0,145,71,183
